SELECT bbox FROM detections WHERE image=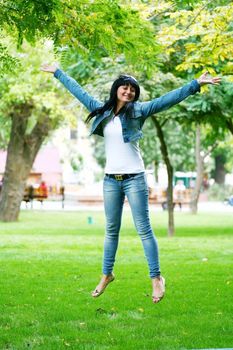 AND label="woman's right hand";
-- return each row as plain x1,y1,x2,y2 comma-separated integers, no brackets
40,63,59,74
